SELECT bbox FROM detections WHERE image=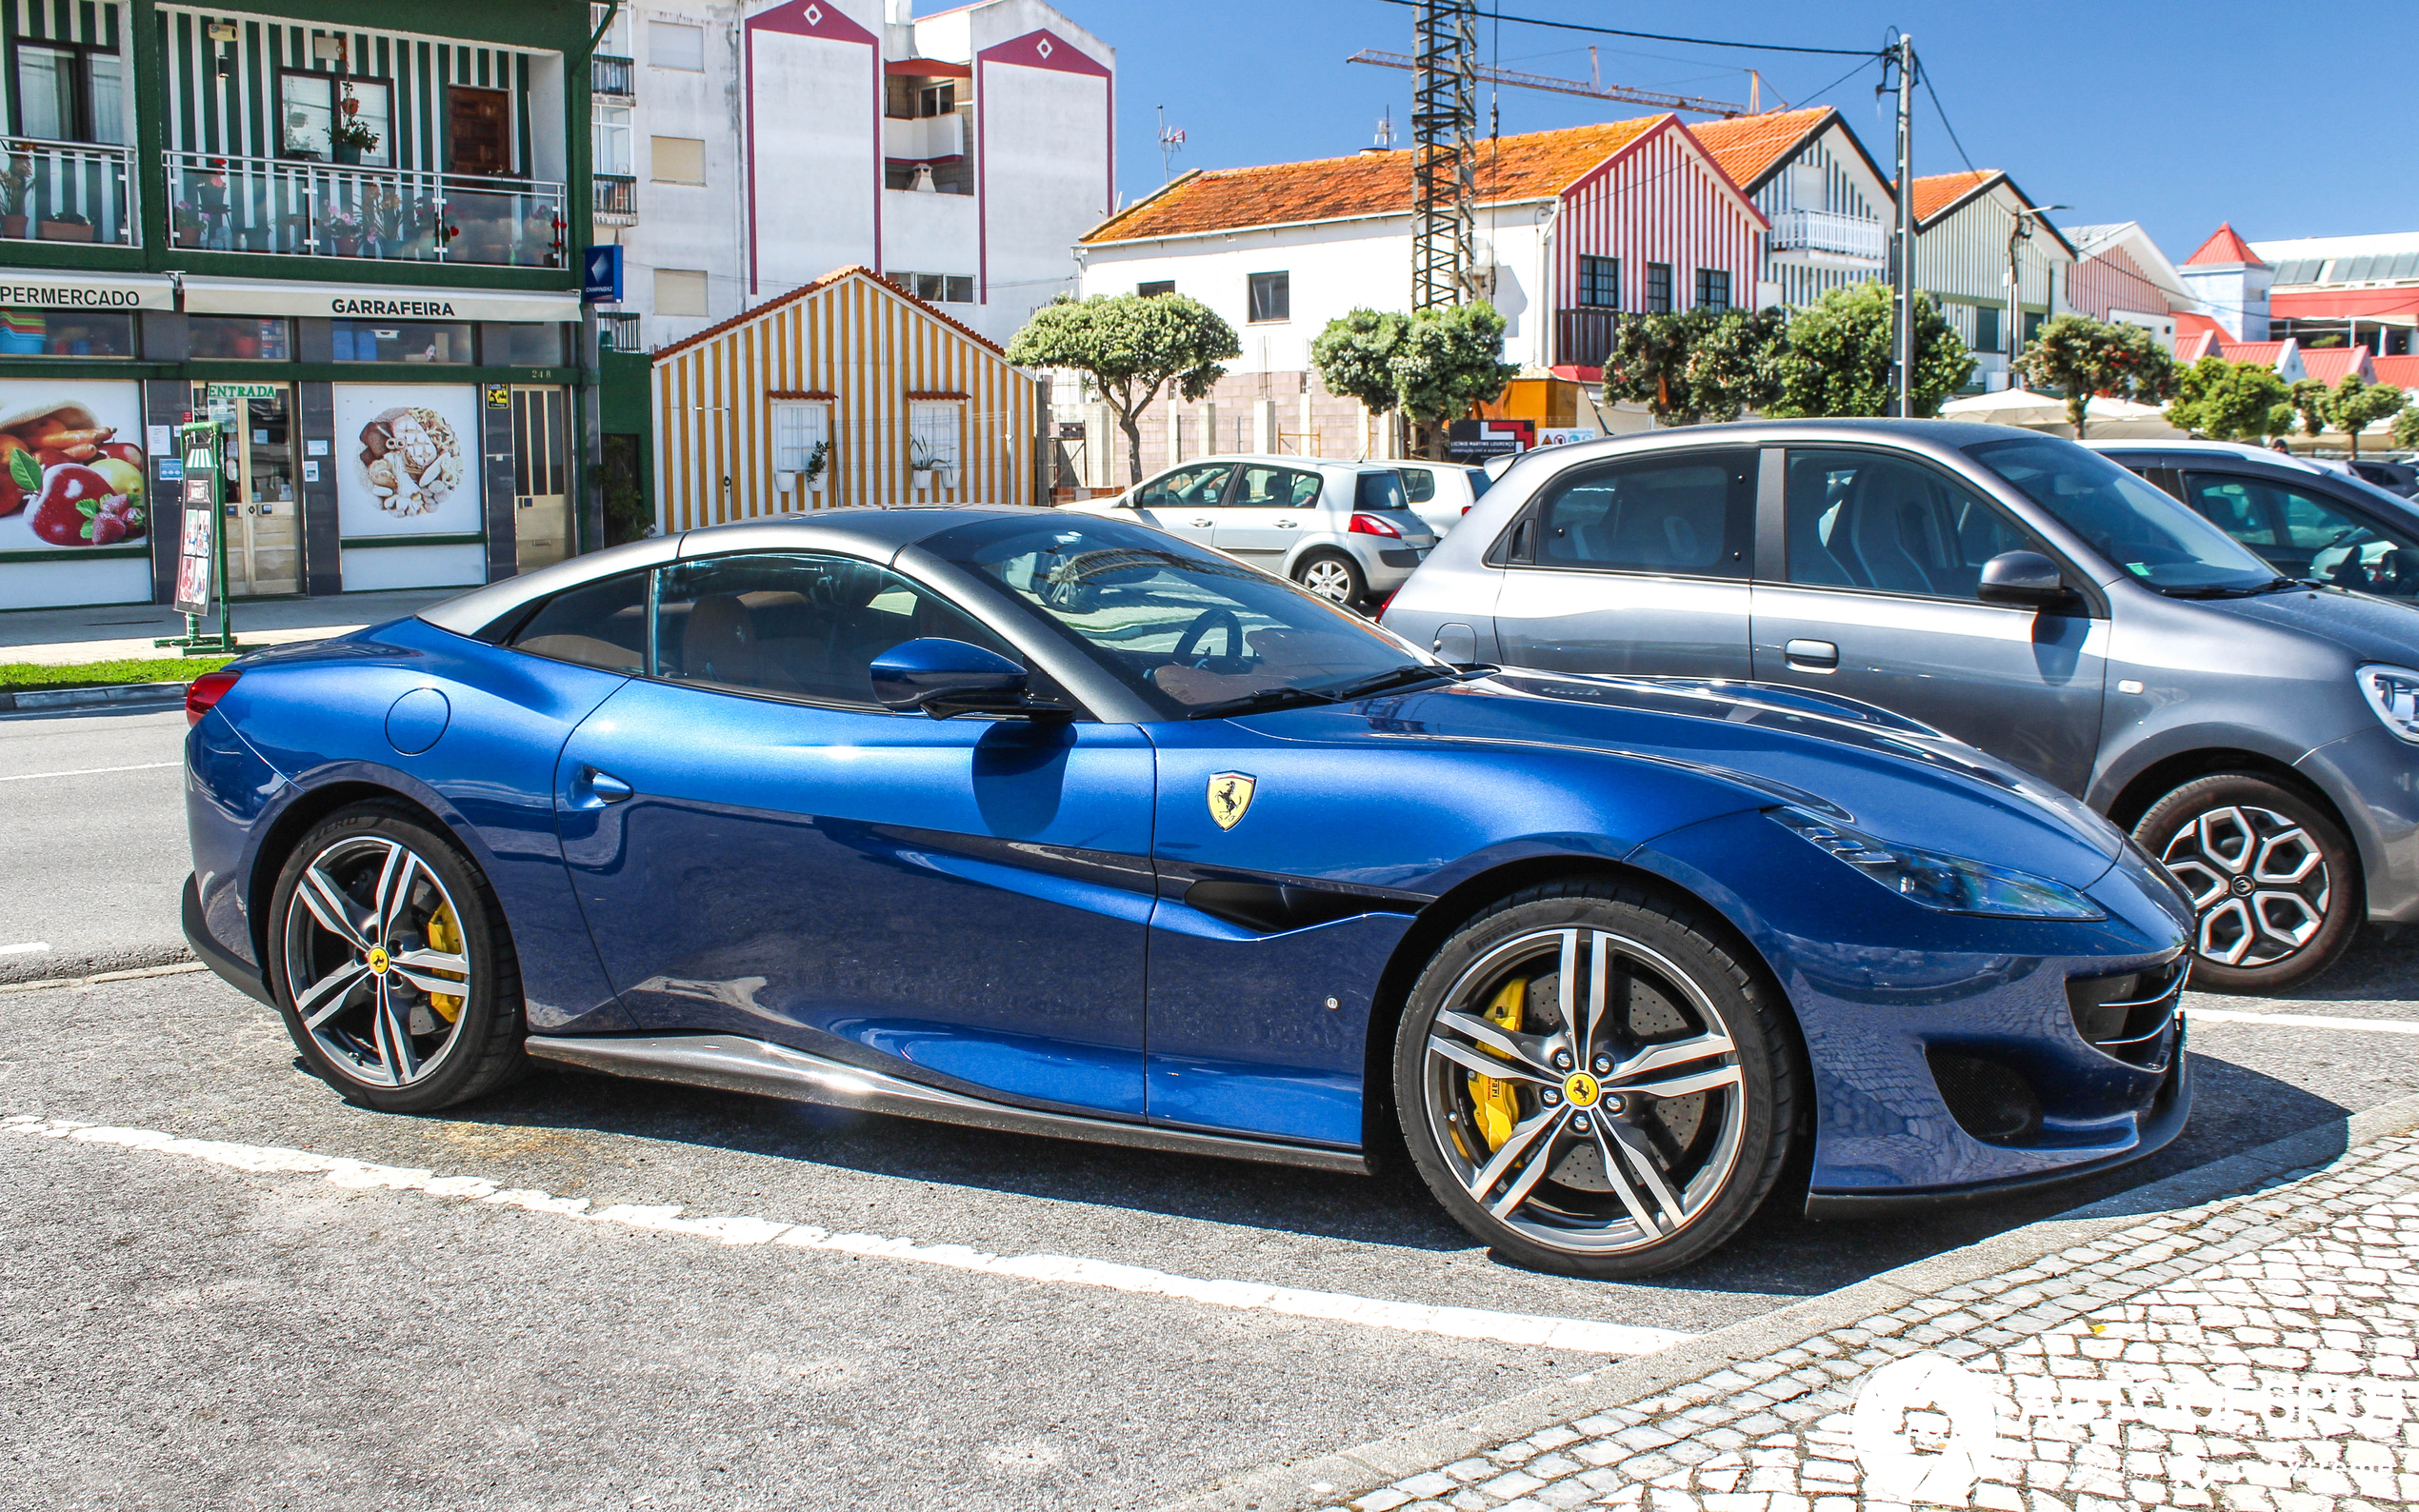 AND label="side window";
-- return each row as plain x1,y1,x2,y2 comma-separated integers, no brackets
2195,474,2419,596
508,570,650,673
1399,468,1436,505
1783,449,2035,600
1232,465,1321,507
653,553,1017,706
1352,471,1408,512
2180,475,2277,549
1136,464,1234,509
1530,449,1755,578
